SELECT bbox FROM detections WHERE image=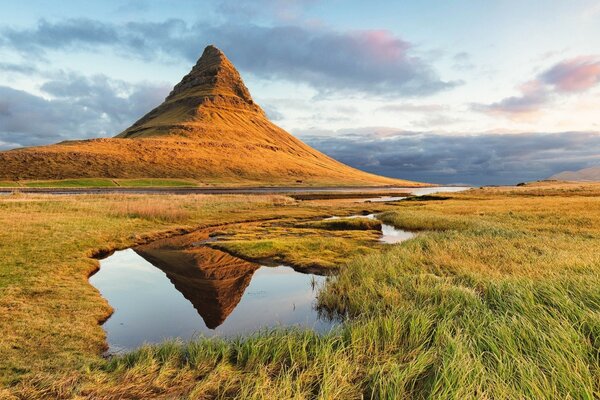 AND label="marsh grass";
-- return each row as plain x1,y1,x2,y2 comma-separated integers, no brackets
2,183,600,398
110,198,192,222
